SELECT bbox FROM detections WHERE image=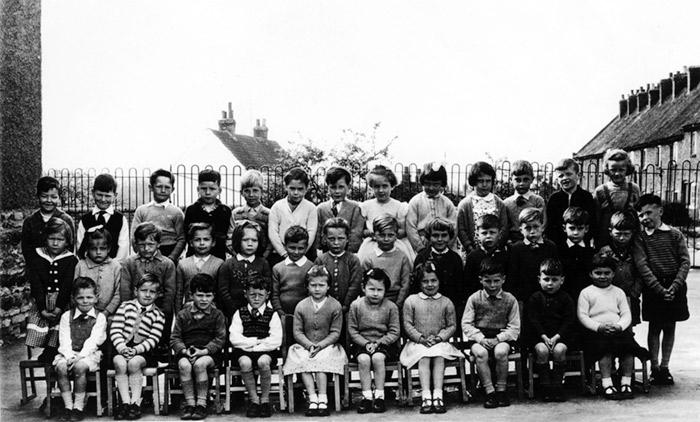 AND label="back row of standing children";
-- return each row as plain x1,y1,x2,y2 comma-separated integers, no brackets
21,147,689,417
